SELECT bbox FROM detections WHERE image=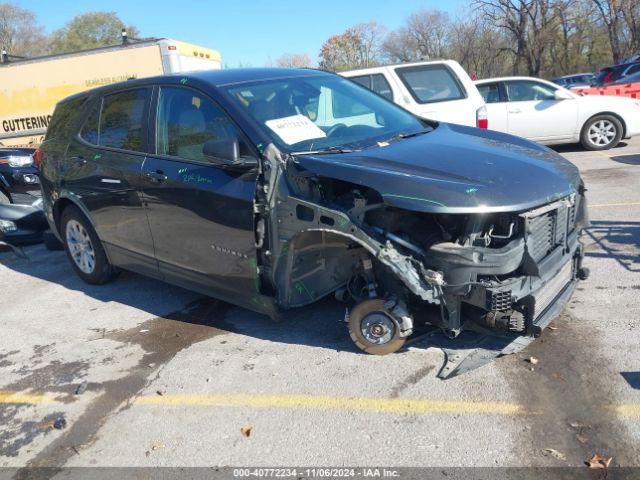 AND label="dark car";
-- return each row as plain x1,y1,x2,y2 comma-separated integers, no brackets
0,147,40,204
592,62,640,86
38,68,588,371
0,201,48,245
552,73,594,88
611,70,640,85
